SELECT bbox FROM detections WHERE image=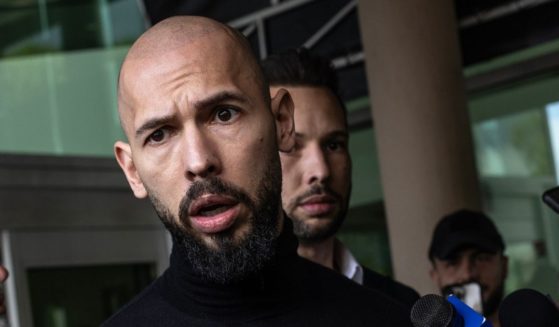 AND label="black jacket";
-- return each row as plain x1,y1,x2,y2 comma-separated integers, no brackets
362,266,420,309
103,221,412,326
